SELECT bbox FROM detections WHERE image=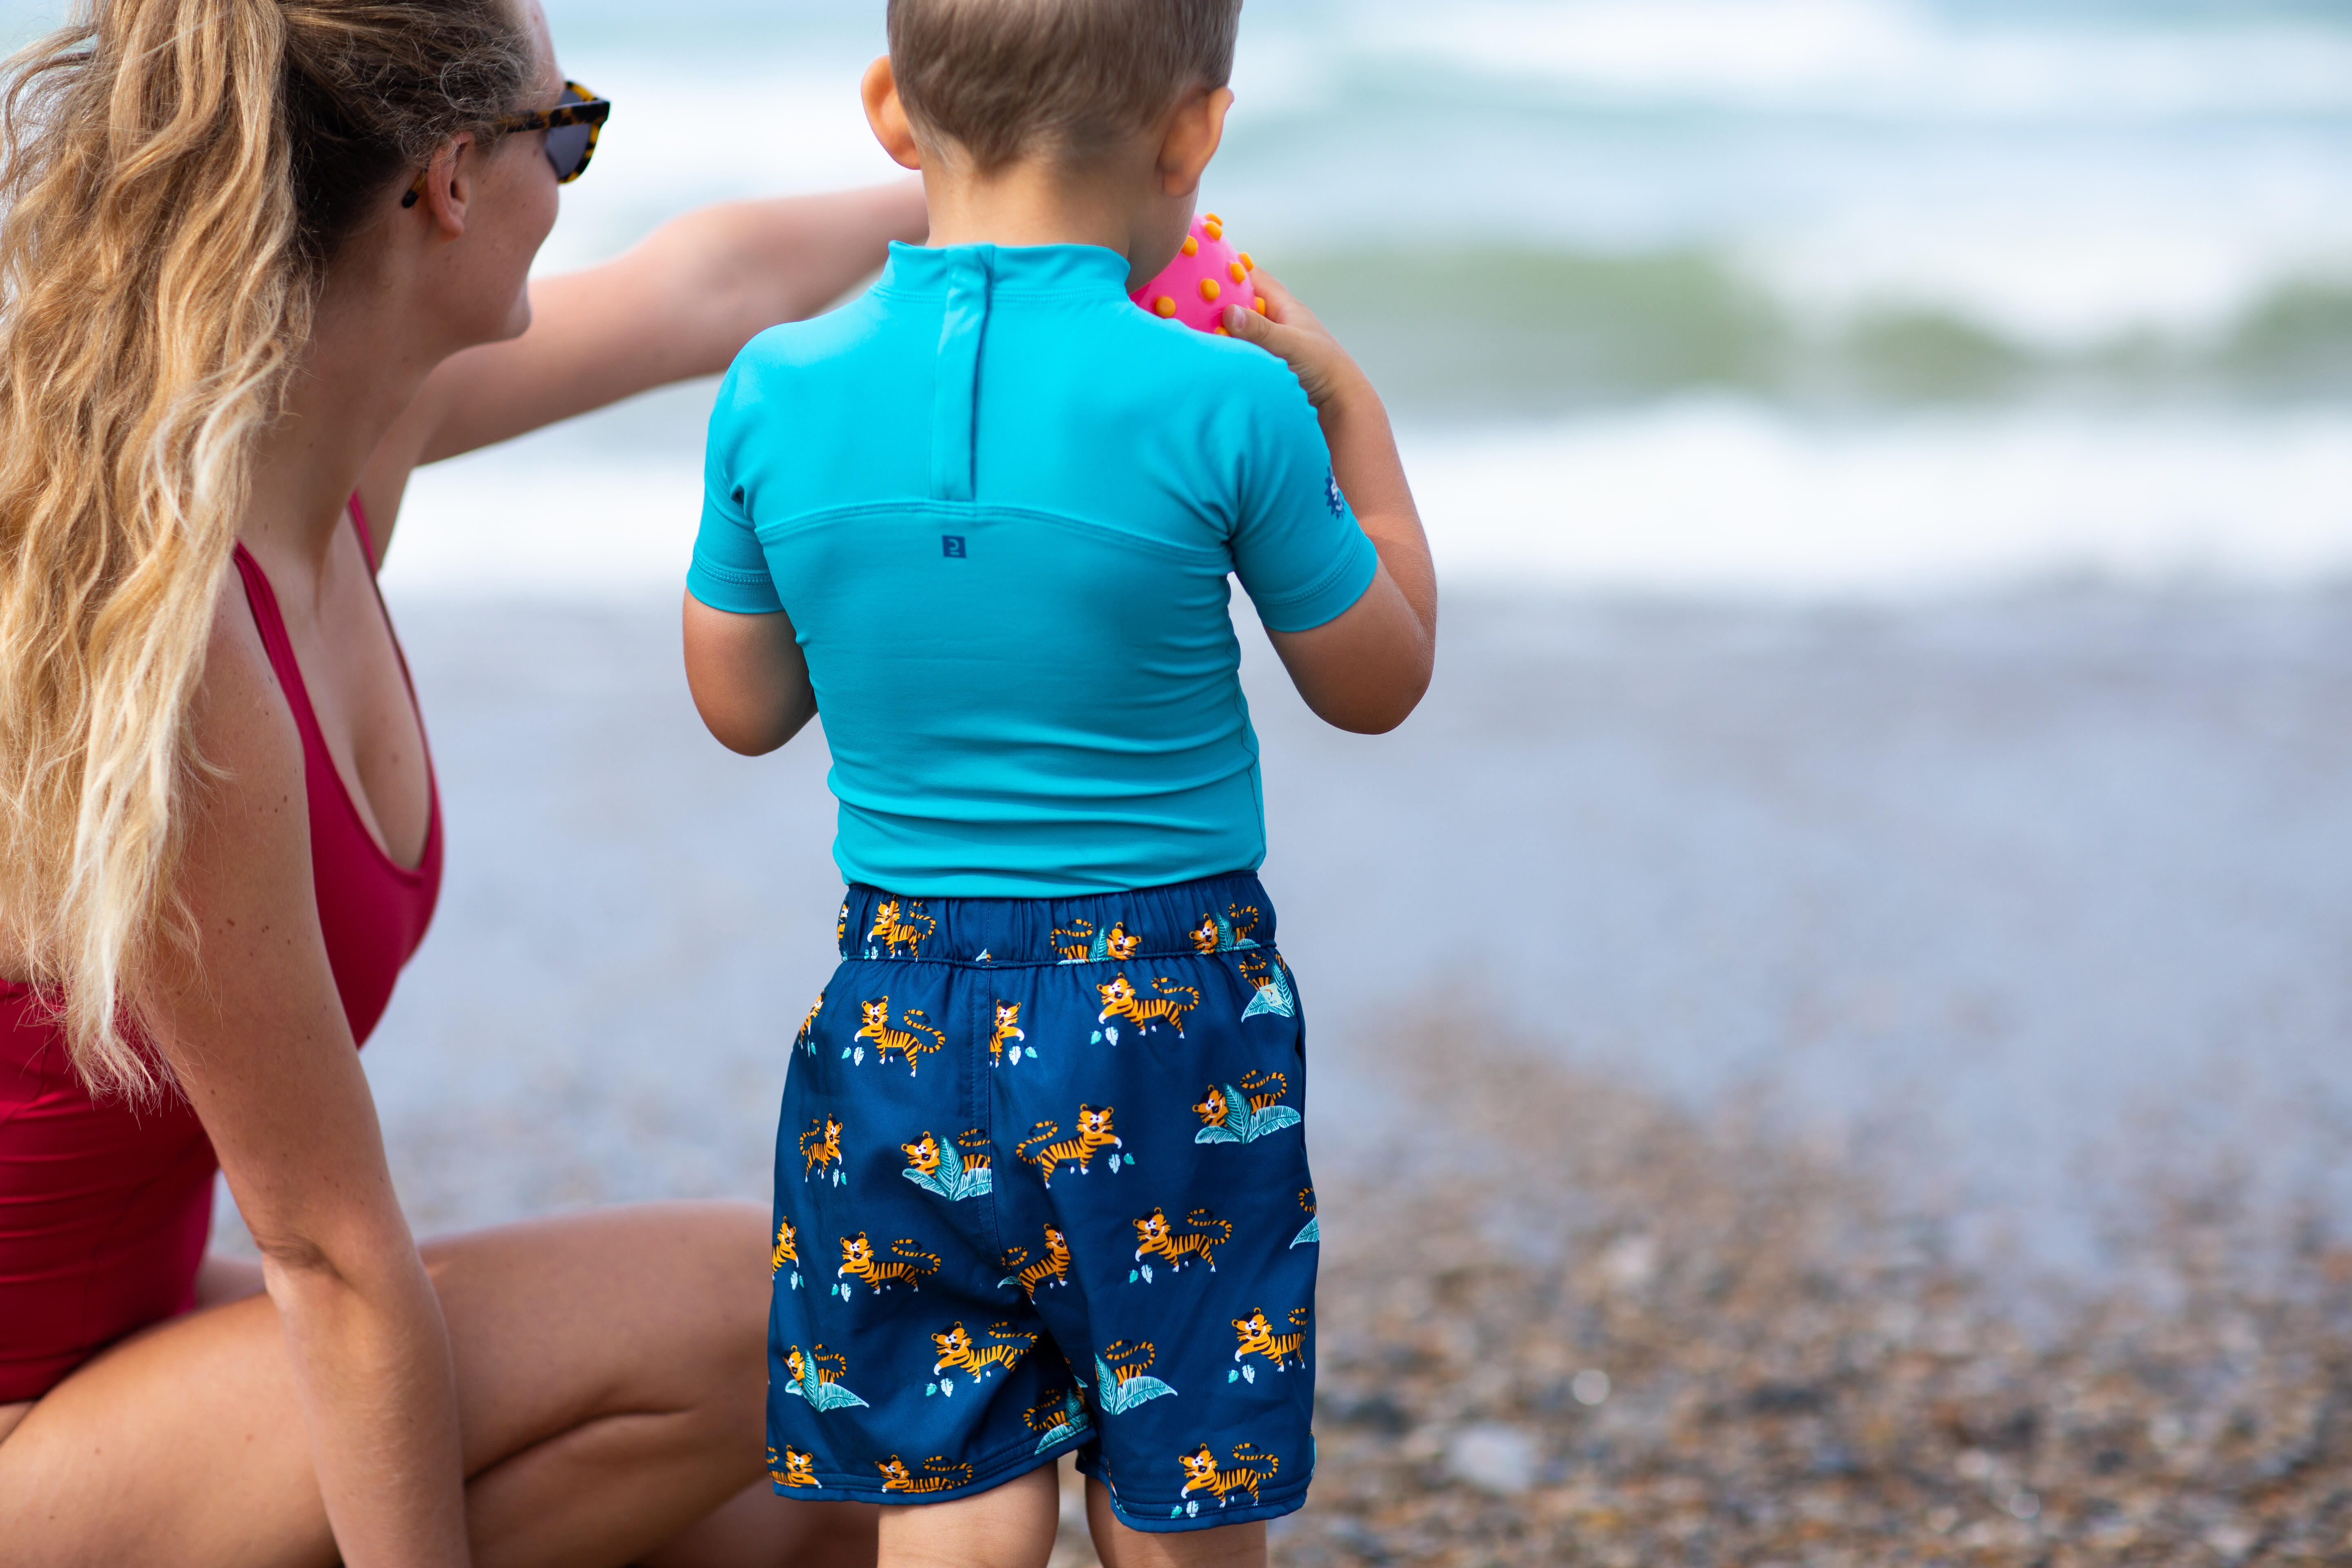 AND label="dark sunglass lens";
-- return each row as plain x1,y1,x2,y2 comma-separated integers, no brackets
545,122,592,180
